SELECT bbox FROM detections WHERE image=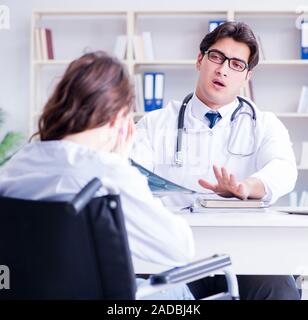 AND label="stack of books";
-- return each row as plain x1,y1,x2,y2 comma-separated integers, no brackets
35,27,54,60
188,197,269,213
133,31,154,61
198,198,268,208
113,35,127,60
